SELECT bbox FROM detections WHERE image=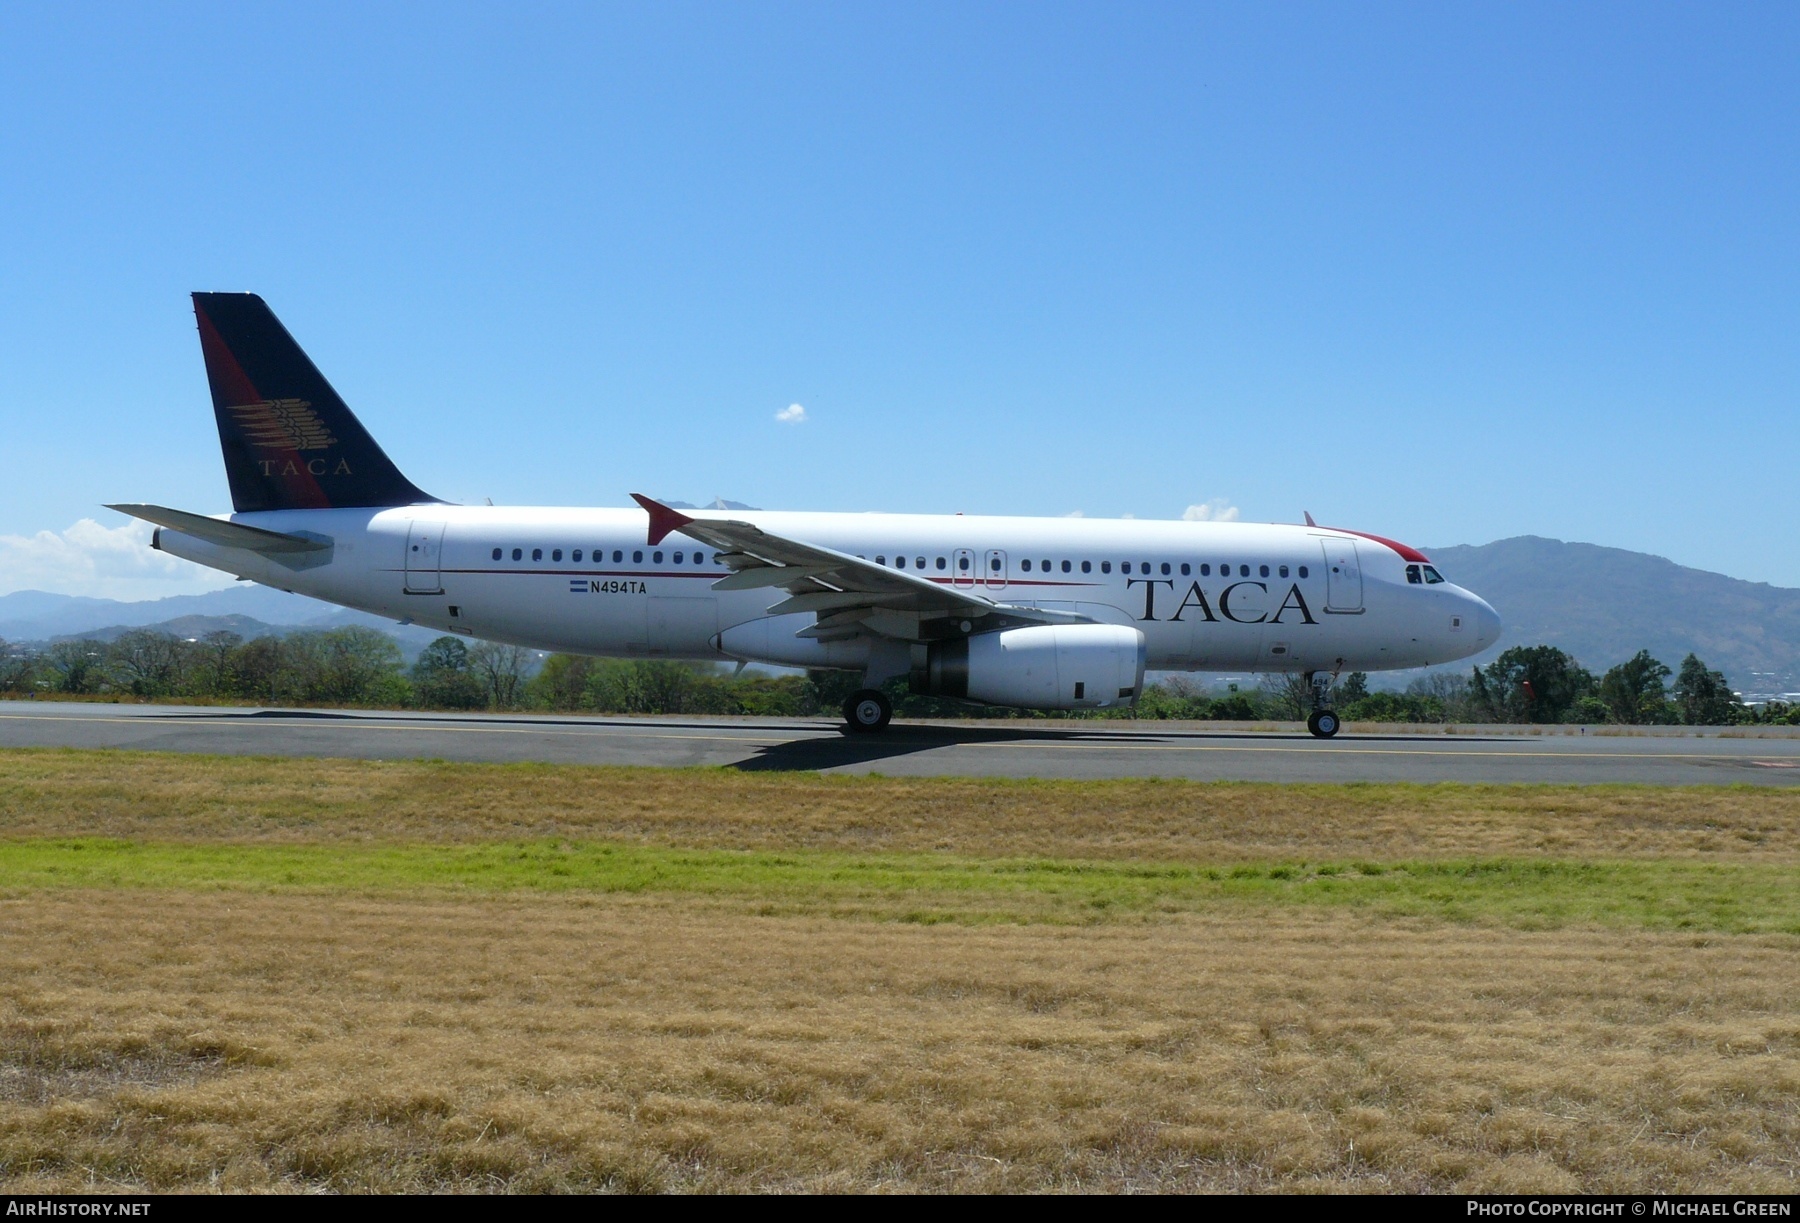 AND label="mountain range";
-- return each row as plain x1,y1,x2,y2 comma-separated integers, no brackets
1422,537,1800,697
3,536,1796,695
